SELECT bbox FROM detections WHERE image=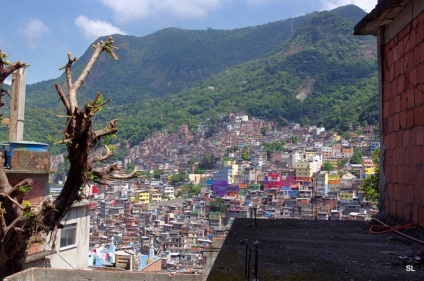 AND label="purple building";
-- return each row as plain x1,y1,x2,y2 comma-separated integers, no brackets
212,180,228,197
